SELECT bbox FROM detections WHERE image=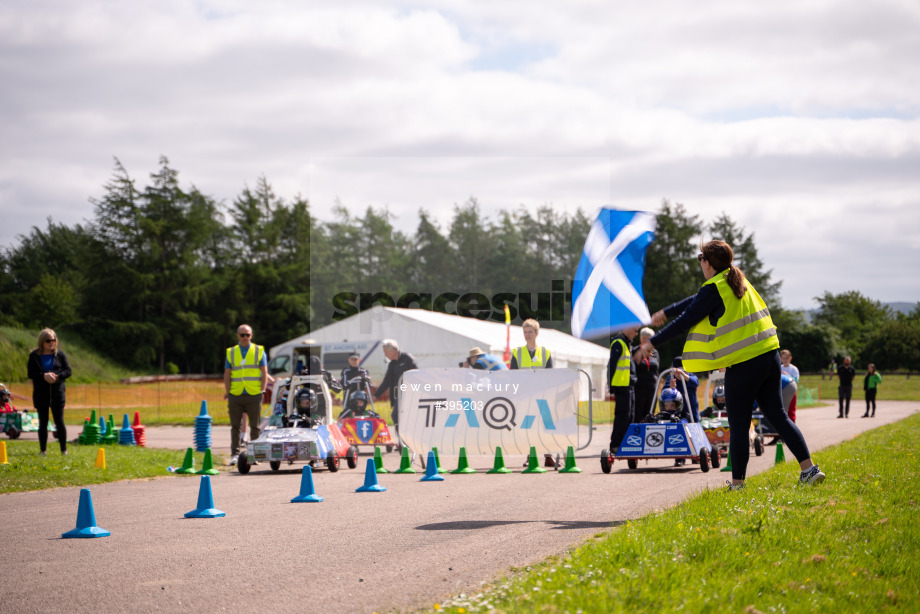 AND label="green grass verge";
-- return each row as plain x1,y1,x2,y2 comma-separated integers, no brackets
0,442,219,493
800,374,920,403
433,413,920,613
